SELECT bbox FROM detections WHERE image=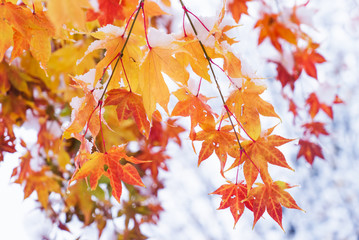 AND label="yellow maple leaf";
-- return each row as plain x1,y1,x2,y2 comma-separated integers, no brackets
139,45,189,118
47,0,92,33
